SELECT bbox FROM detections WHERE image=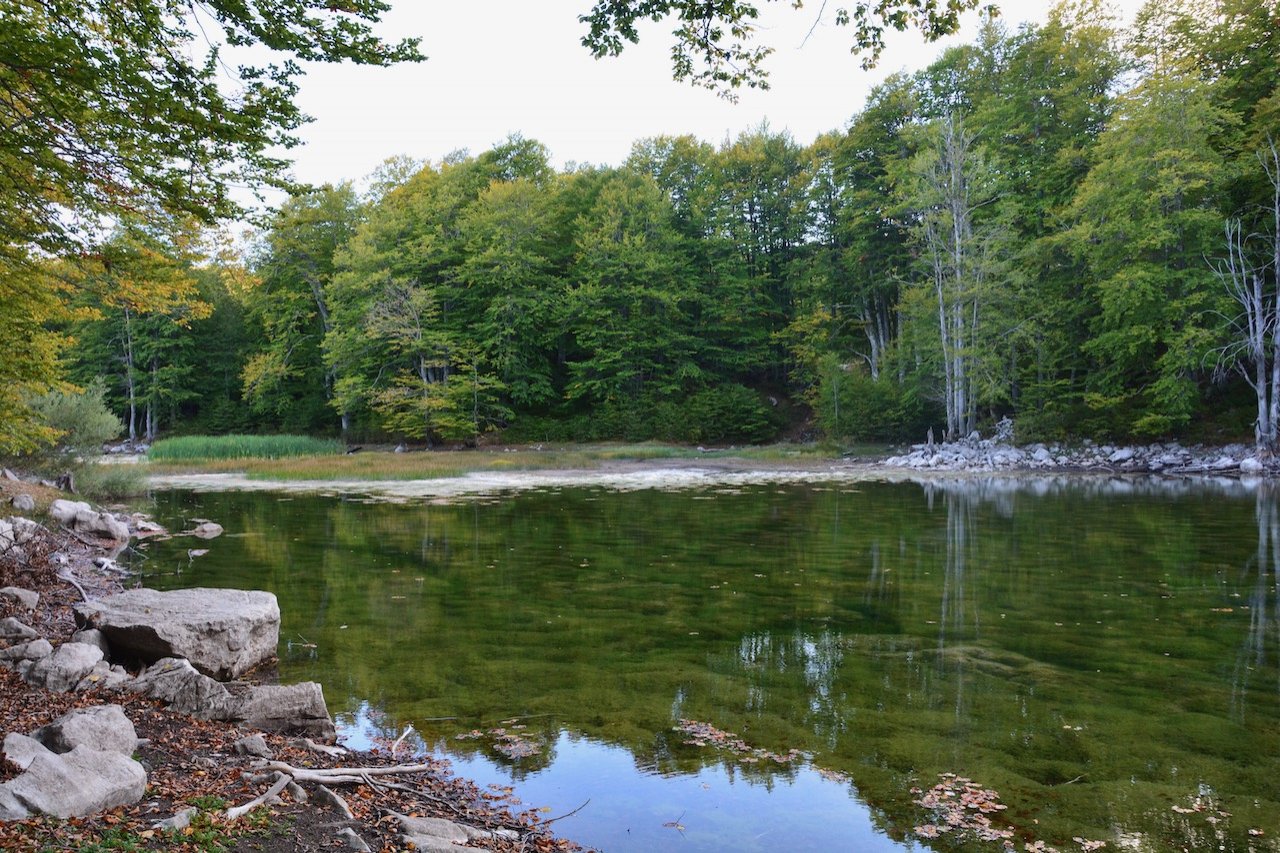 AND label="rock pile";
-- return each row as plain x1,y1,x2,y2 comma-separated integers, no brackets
1,508,339,822
883,438,1272,476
